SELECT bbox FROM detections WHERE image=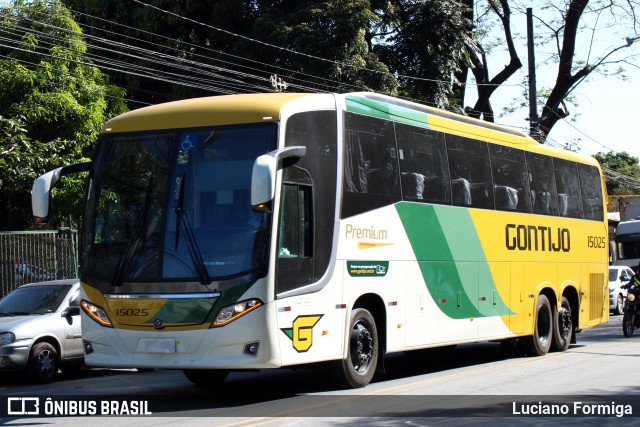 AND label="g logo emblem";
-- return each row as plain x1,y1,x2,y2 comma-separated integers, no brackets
280,315,323,352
